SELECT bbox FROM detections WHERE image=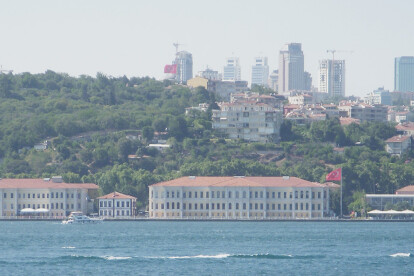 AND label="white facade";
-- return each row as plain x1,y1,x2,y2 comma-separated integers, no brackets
197,68,221,80
223,57,241,81
251,57,269,87
175,51,193,84
0,178,98,217
149,176,332,220
319,59,345,97
98,192,136,218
